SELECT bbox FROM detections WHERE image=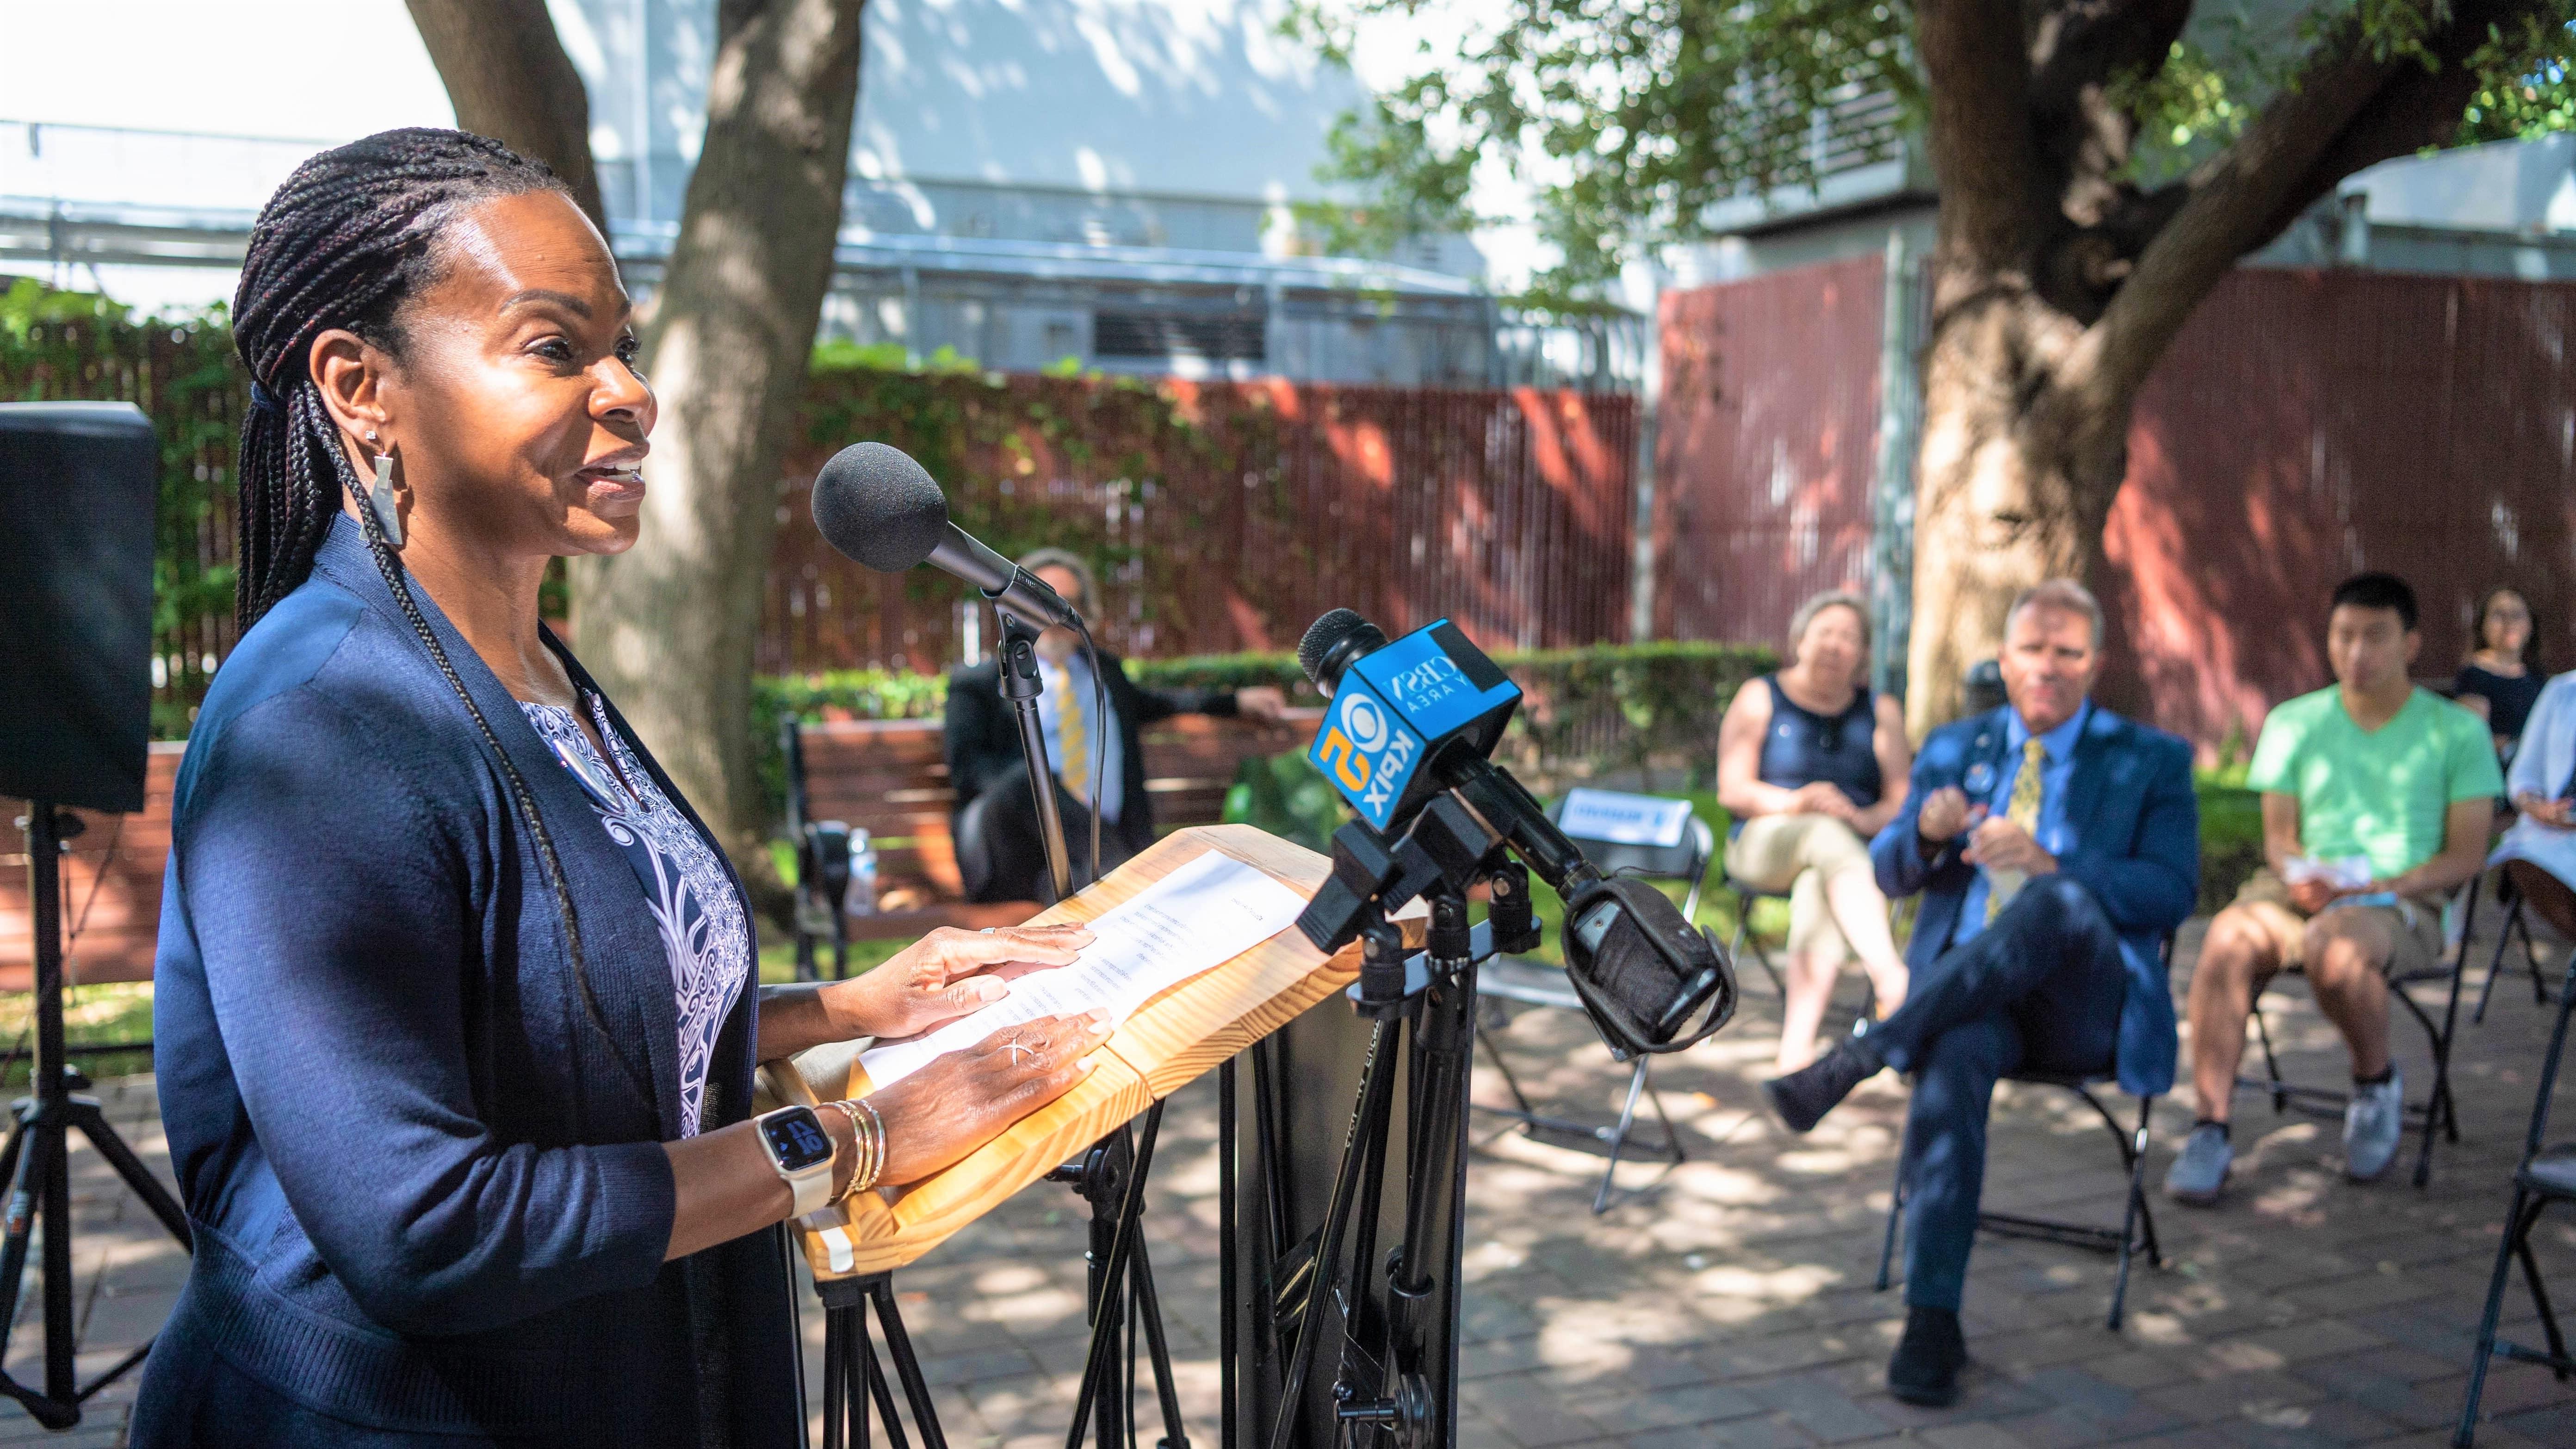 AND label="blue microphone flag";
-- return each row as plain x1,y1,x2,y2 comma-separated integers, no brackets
1309,620,1520,830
